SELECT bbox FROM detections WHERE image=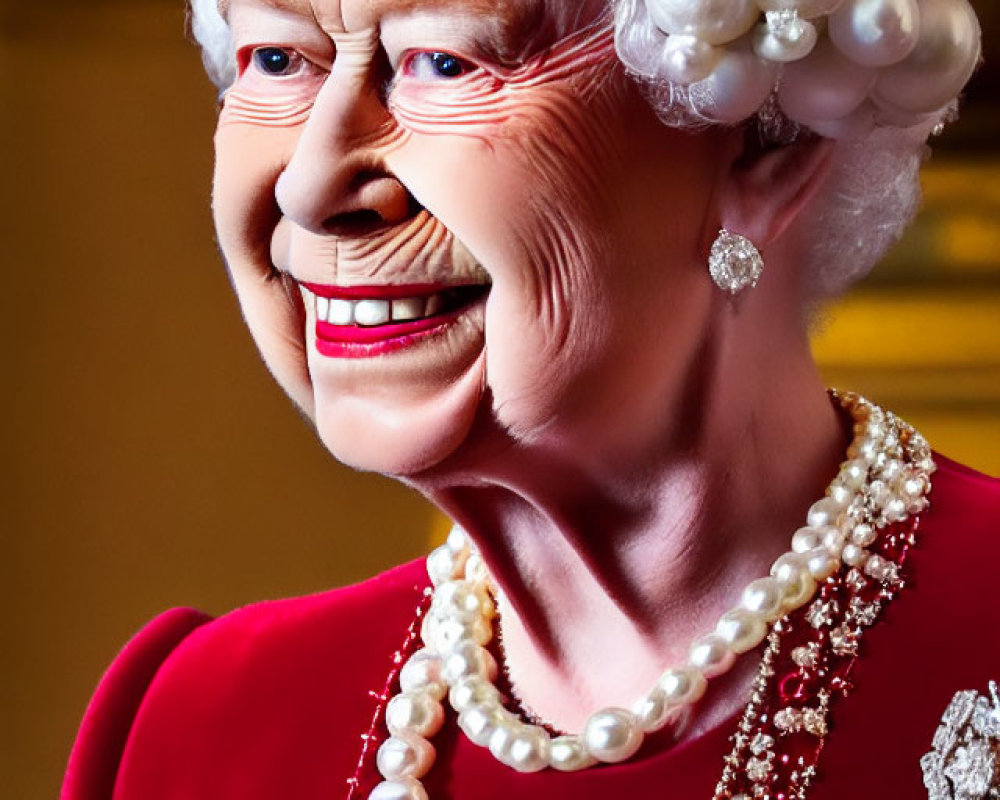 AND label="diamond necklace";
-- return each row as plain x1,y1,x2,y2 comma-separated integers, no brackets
365,391,934,800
